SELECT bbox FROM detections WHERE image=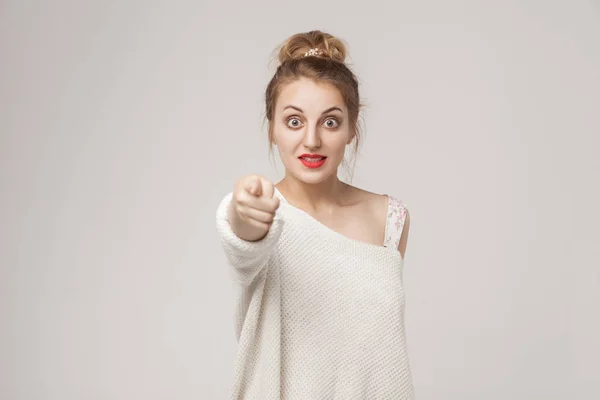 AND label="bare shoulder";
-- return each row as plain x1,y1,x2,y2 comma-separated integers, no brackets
346,184,410,257
342,183,391,238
